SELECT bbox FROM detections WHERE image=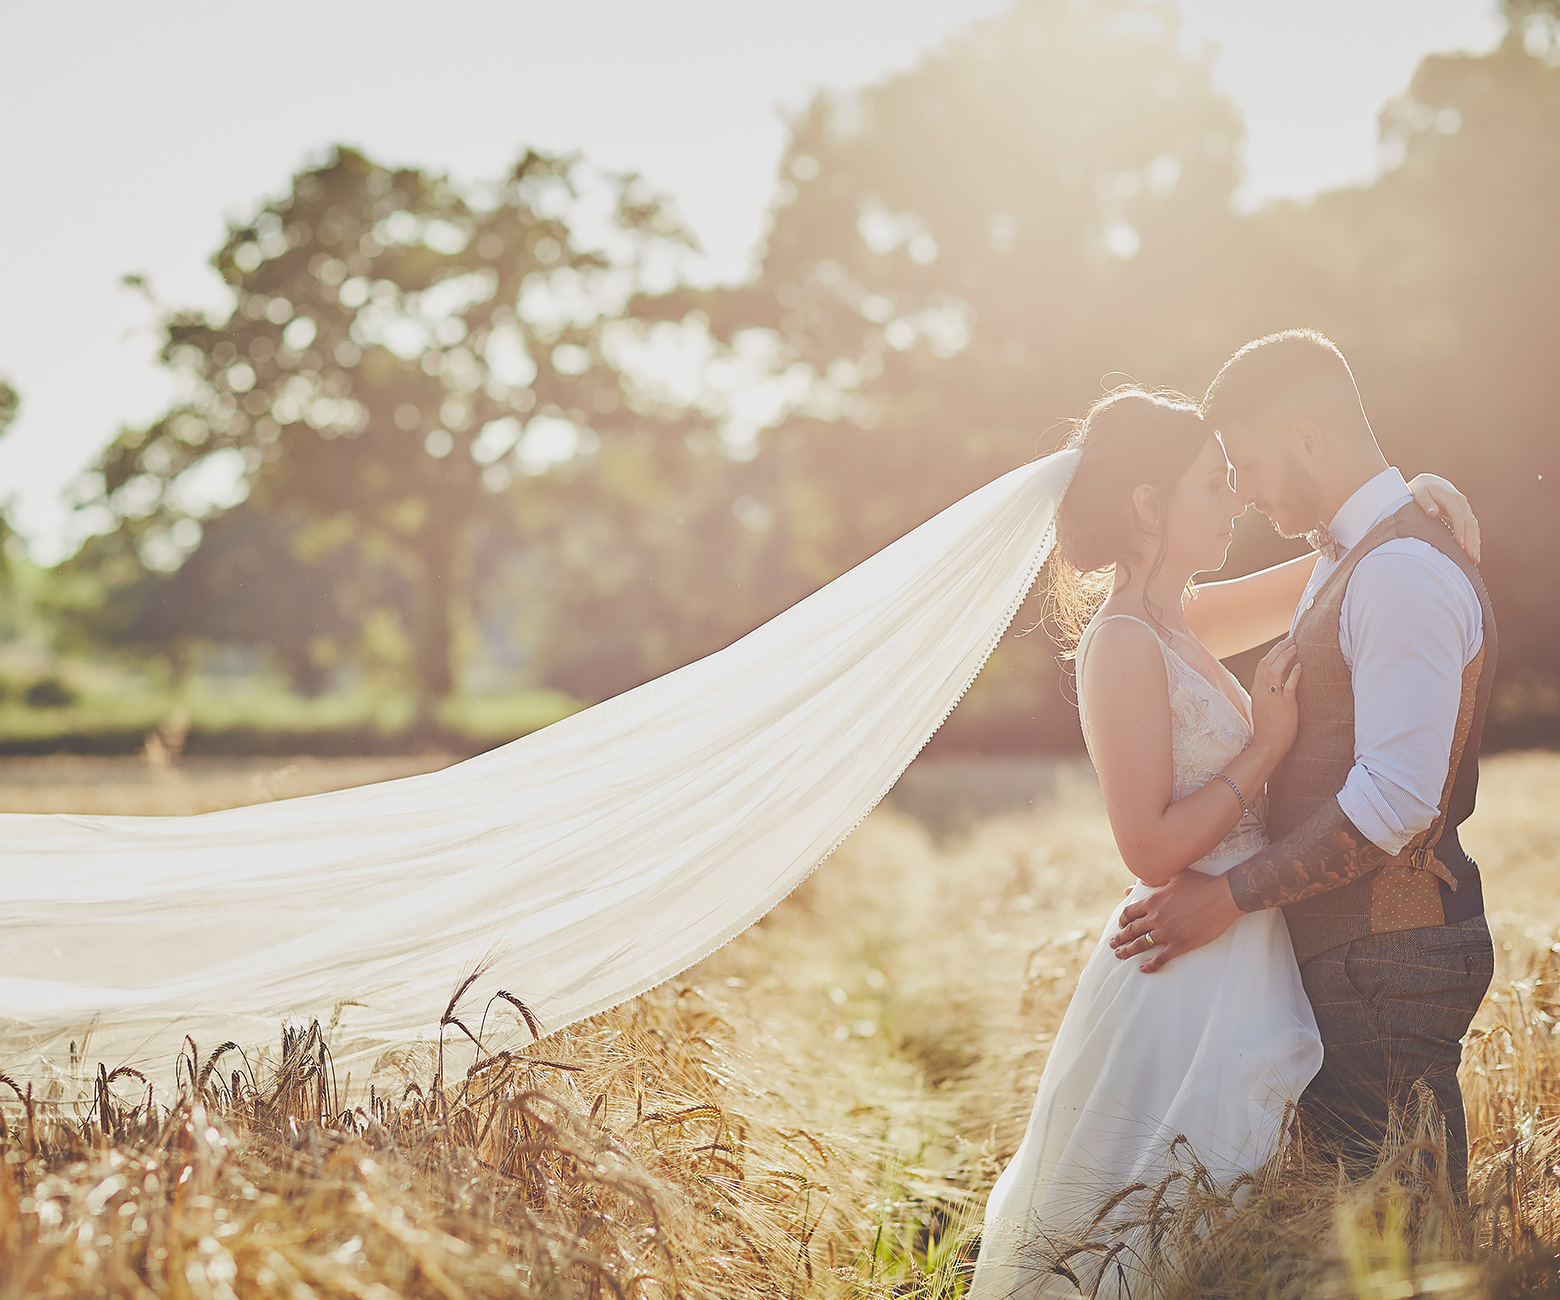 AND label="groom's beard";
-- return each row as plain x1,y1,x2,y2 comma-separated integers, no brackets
1262,455,1329,540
